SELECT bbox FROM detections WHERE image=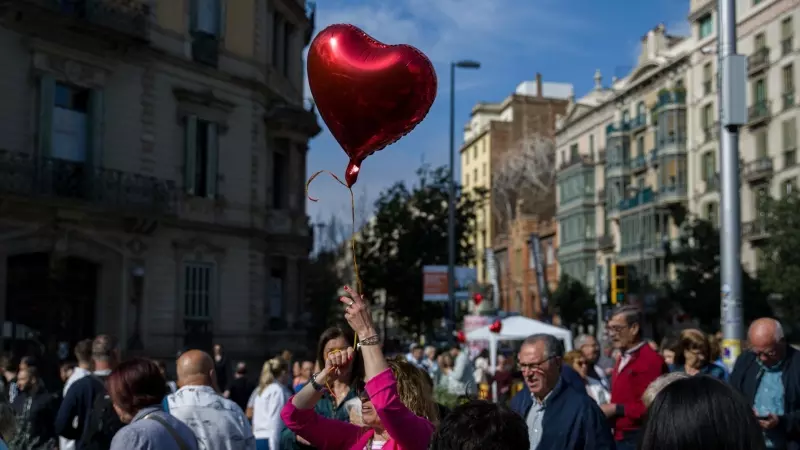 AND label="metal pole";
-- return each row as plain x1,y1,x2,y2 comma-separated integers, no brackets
448,62,457,335
718,0,744,370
